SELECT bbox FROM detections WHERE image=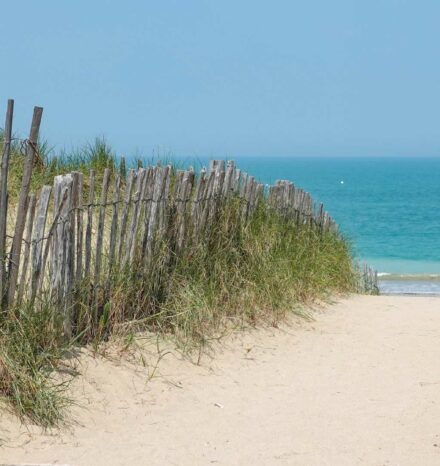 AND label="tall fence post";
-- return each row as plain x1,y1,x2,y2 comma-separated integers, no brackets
0,99,14,309
7,106,43,307
17,194,37,304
